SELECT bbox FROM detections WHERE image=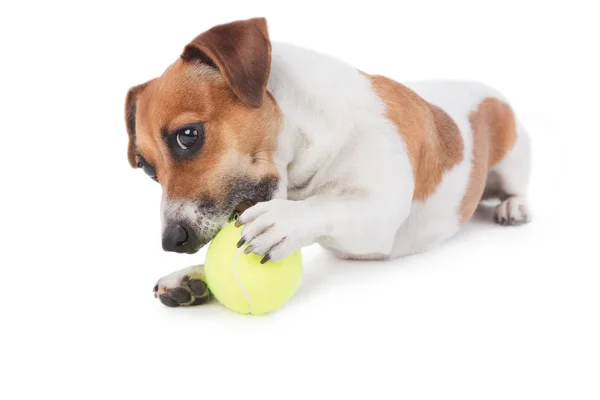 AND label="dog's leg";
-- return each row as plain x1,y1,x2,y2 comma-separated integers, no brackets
237,195,407,262
485,122,532,225
153,264,211,307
